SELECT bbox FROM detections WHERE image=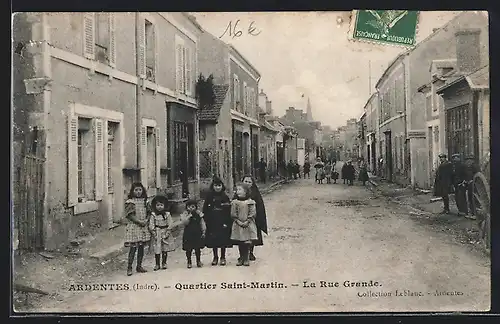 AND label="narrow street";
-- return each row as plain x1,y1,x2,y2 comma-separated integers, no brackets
36,178,490,313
